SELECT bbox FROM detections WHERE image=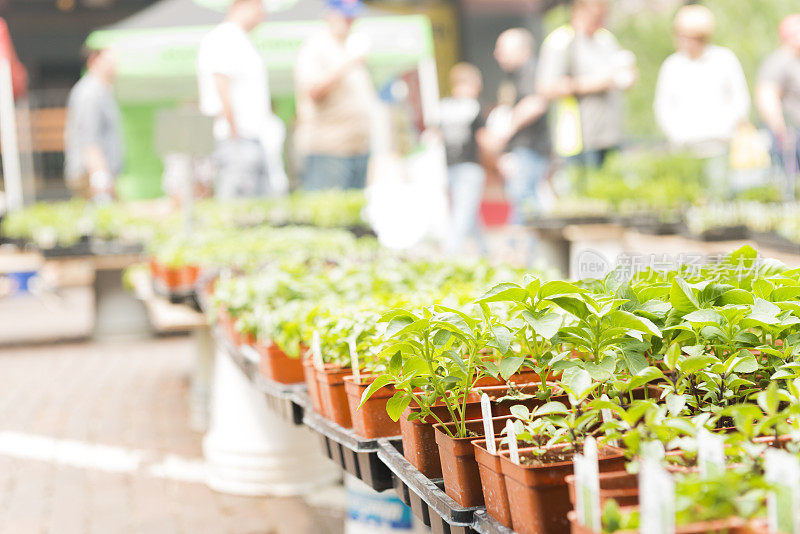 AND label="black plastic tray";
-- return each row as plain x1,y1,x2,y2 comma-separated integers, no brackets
303,408,395,492
239,345,306,425
90,239,144,256
213,328,306,426
471,510,514,534
377,439,478,534
750,231,800,255
681,224,749,242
